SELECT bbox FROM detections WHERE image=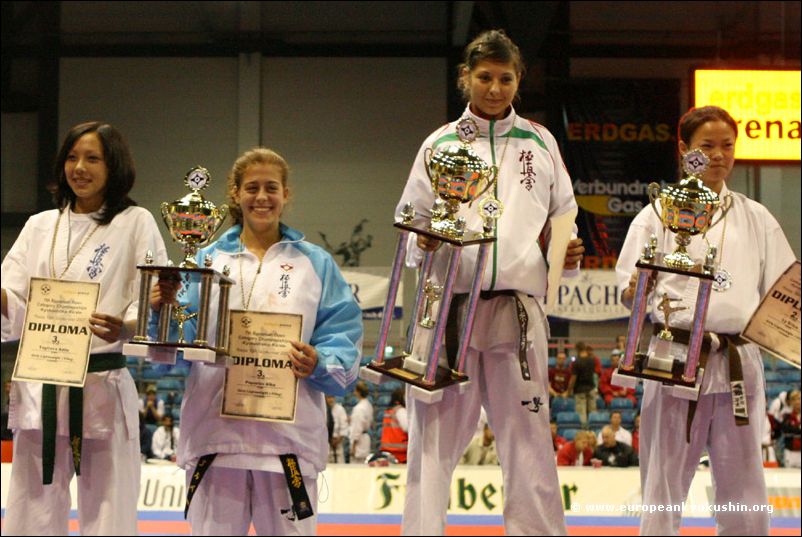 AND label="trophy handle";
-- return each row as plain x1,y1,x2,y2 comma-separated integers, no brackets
473,165,498,200
423,147,434,182
647,182,663,221
160,202,171,229
705,193,733,230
